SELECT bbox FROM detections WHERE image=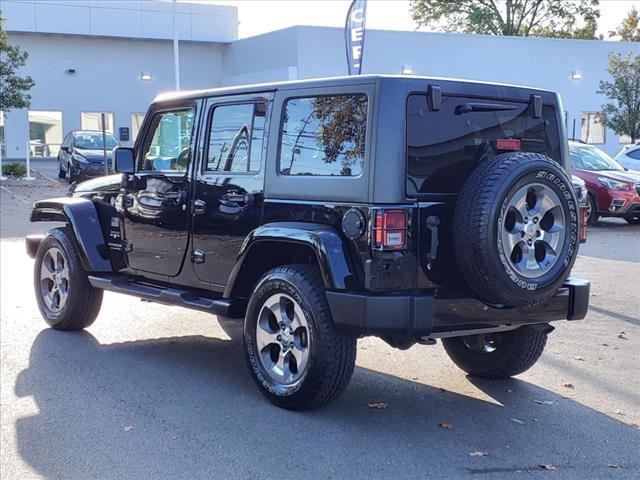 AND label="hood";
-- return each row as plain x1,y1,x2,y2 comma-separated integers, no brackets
594,170,640,183
74,148,115,162
72,174,123,195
